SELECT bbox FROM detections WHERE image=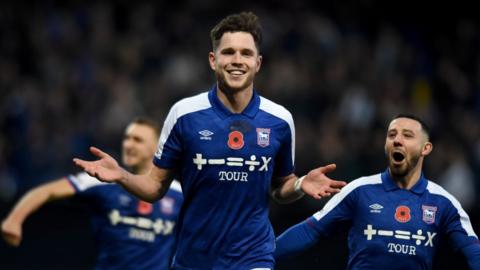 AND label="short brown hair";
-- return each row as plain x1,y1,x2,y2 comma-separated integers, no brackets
130,117,161,137
392,113,430,139
210,11,262,52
